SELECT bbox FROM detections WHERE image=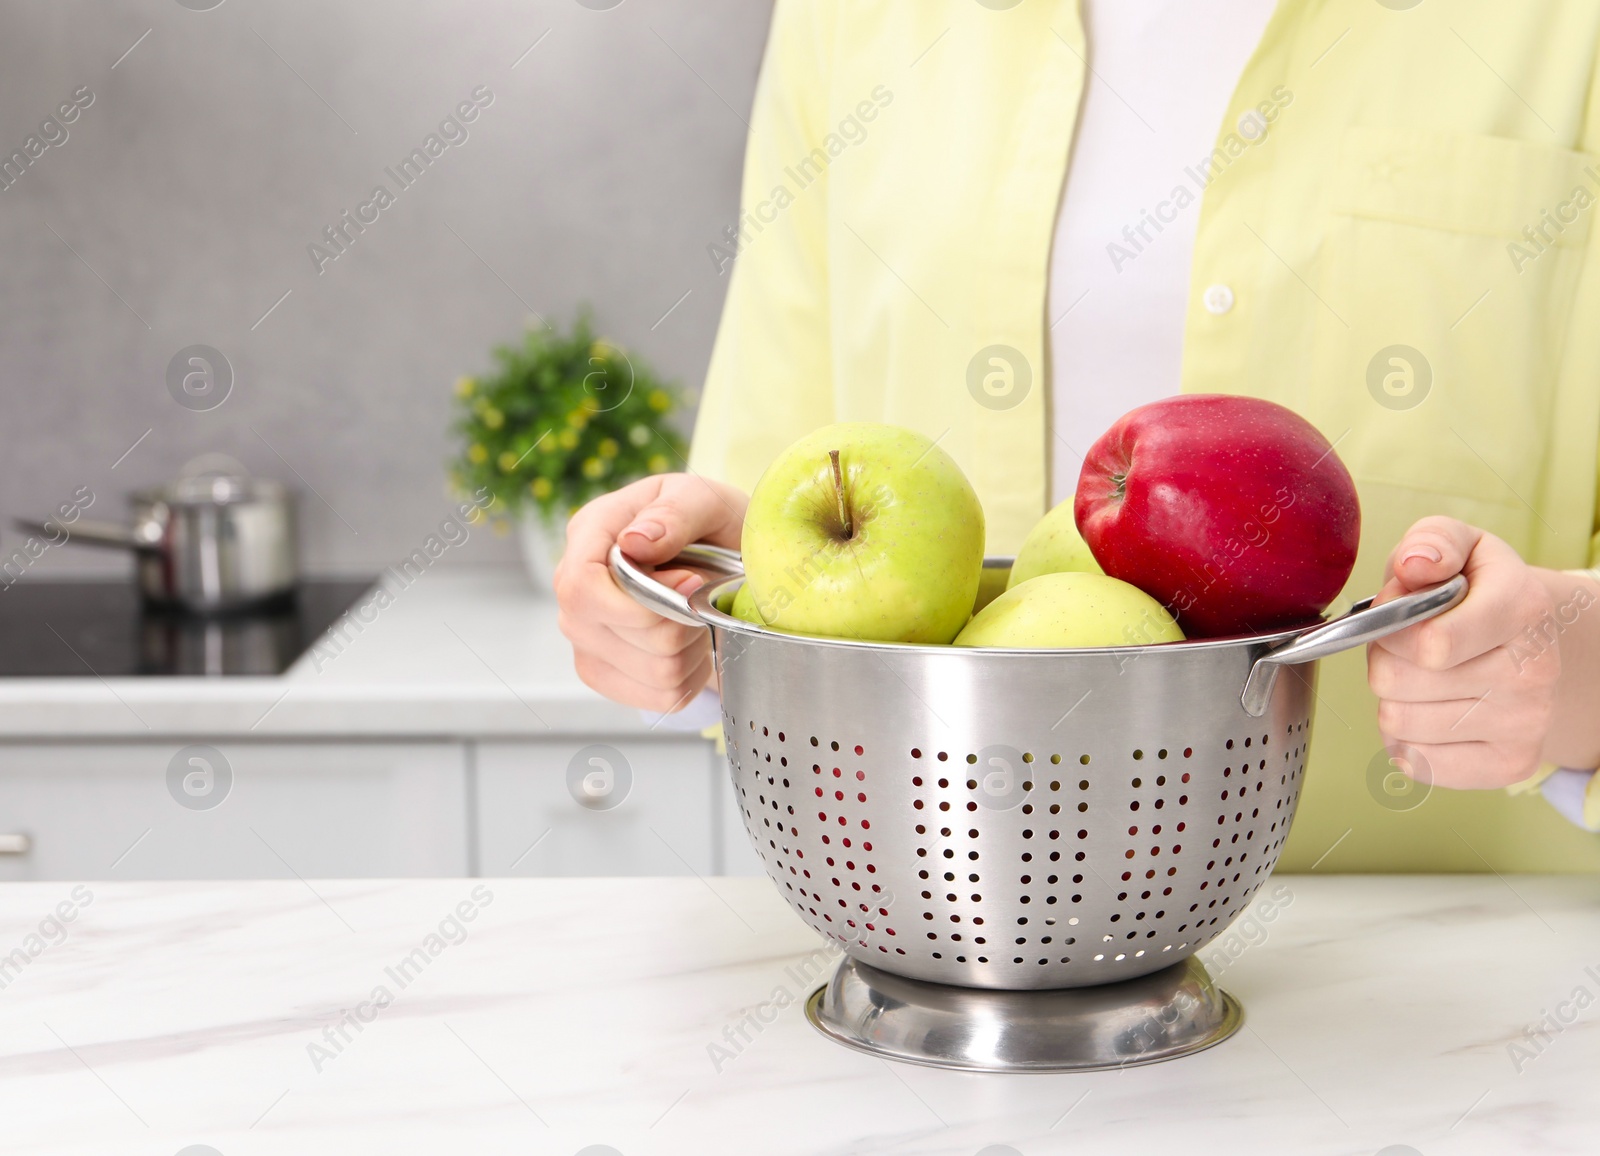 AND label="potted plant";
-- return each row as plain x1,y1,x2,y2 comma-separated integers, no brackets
448,314,690,591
